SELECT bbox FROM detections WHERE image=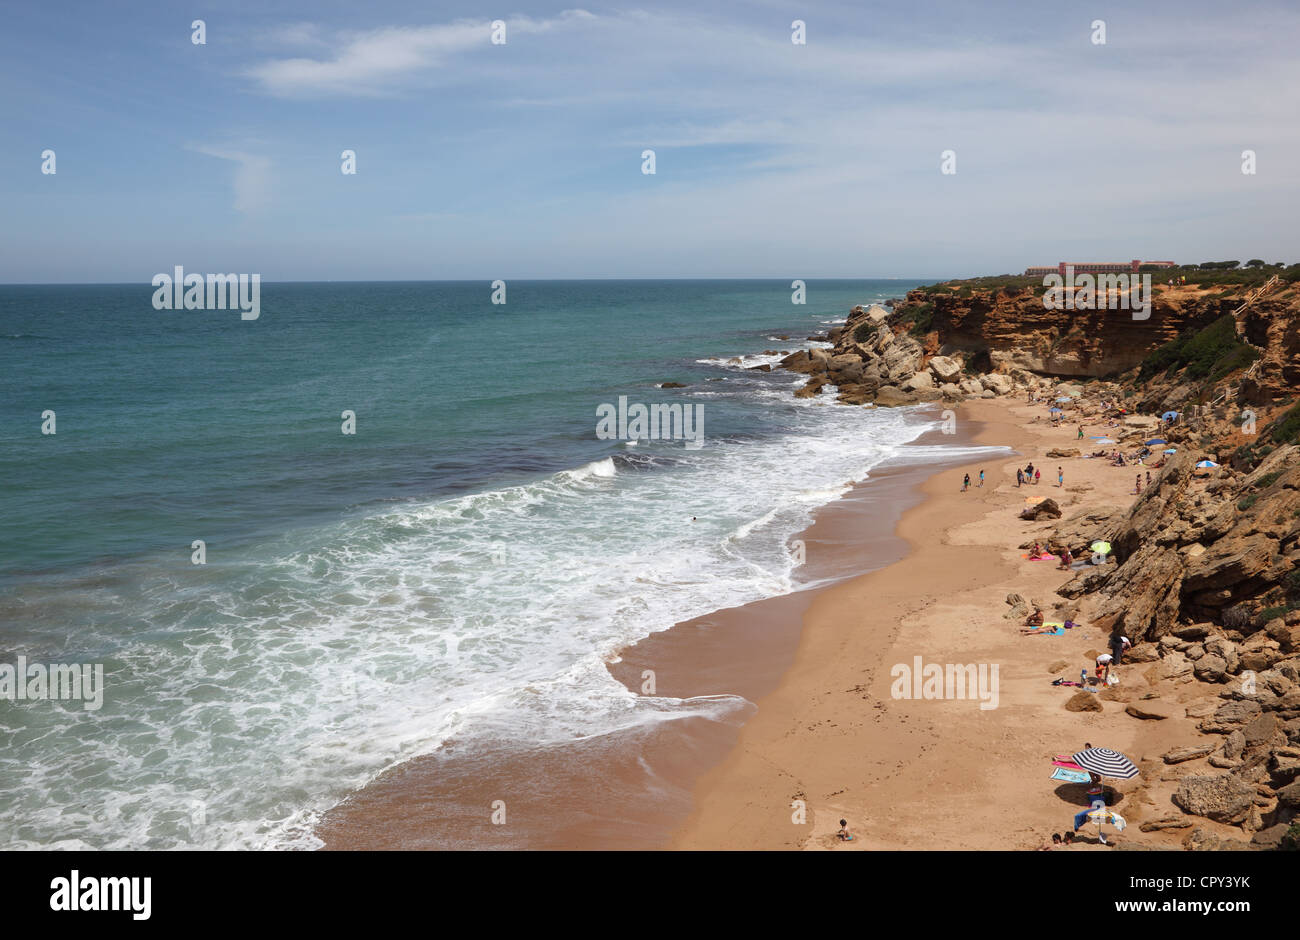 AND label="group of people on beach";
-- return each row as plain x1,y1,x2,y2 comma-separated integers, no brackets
961,469,986,491
1016,463,1040,486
